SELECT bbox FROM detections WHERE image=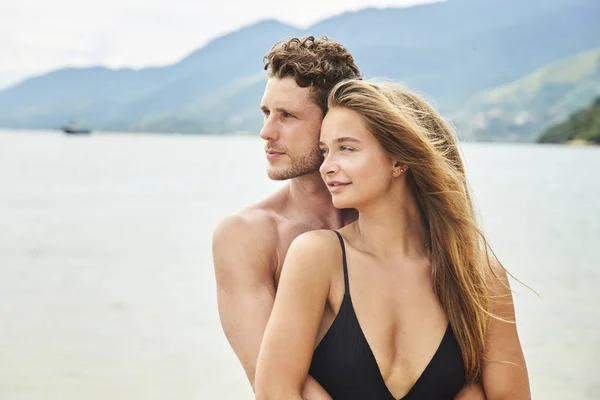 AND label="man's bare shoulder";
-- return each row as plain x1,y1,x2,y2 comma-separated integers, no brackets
213,209,276,247
213,187,288,246
212,193,288,279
